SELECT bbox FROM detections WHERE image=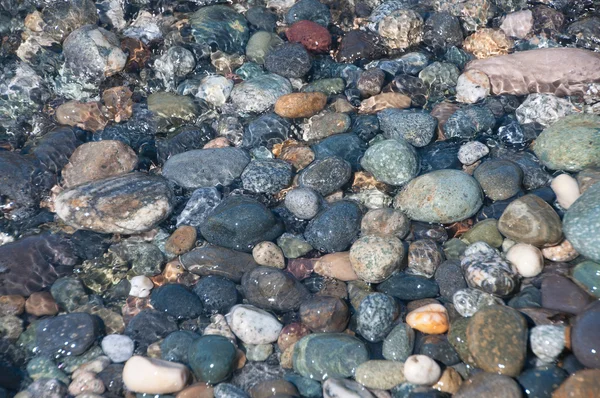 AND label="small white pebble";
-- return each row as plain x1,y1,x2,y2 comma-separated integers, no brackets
506,243,544,277
403,355,441,385
129,275,153,298
101,334,134,363
551,174,580,210
458,141,489,165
